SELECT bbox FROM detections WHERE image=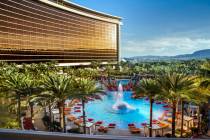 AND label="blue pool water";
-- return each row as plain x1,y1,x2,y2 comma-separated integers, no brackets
85,80,166,129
